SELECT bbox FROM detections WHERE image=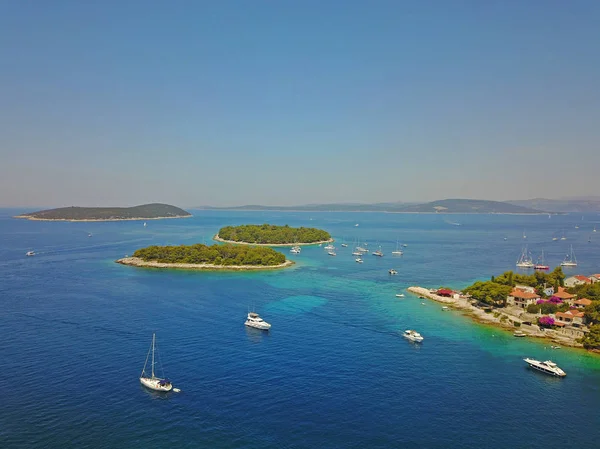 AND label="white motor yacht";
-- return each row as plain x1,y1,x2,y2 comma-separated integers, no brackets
324,244,335,250
26,251,35,256
355,257,363,263
328,251,336,256
523,358,566,377
290,246,301,254
245,312,271,330
389,269,398,275
395,293,405,298
403,330,424,342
